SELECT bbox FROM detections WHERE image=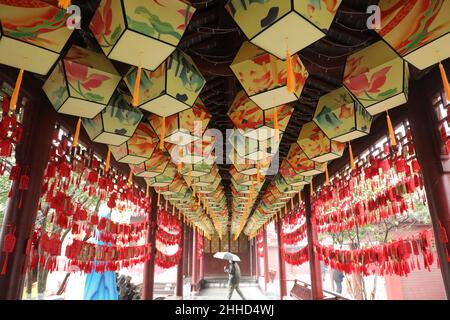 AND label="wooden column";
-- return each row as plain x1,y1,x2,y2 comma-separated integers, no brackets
141,189,158,300
406,66,450,298
304,187,323,300
0,96,56,300
276,217,287,299
191,229,198,292
176,224,185,298
262,229,269,292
